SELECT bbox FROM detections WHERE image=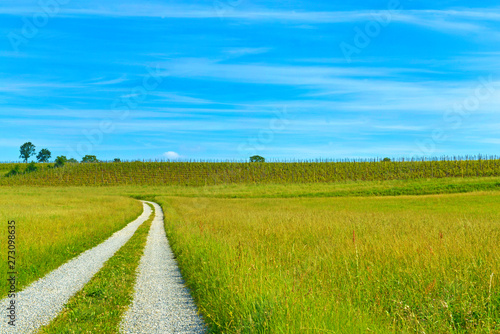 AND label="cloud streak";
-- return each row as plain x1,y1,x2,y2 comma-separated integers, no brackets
2,3,500,36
